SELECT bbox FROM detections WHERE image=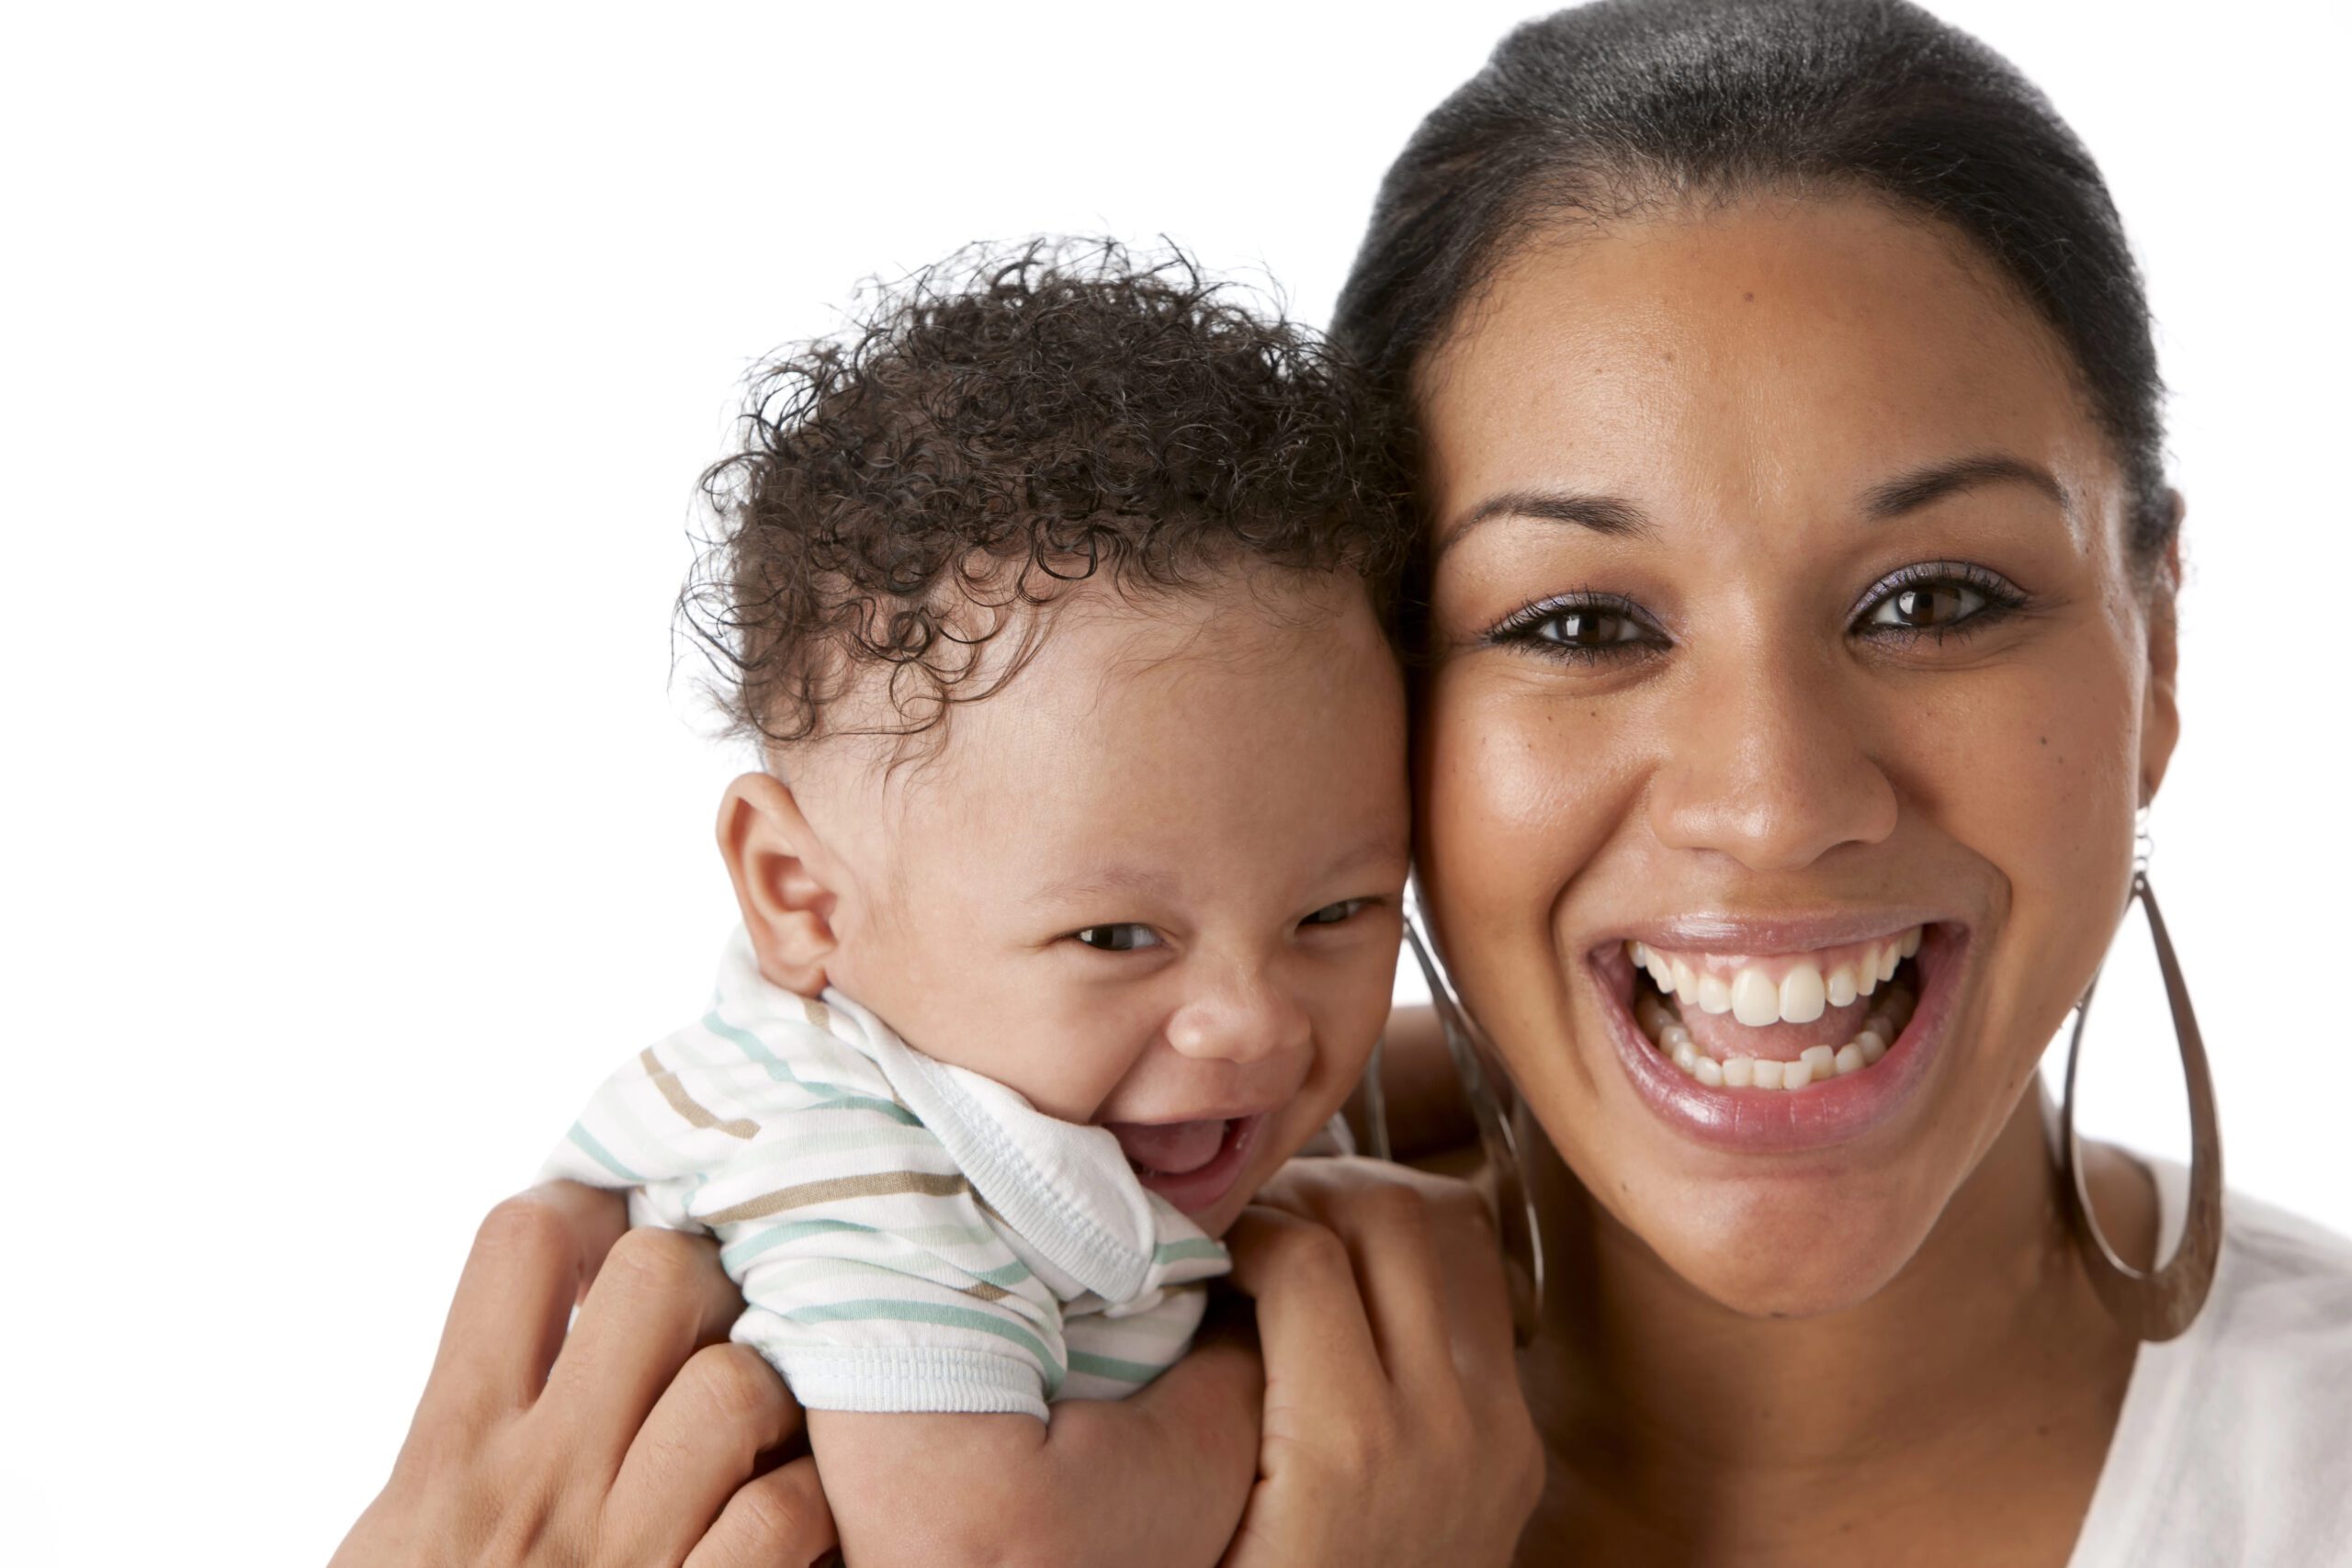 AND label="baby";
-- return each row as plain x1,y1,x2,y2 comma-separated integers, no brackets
540,243,1415,1564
